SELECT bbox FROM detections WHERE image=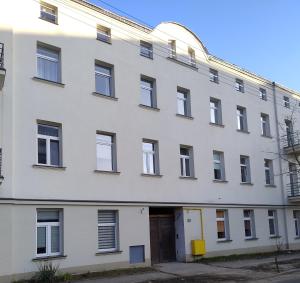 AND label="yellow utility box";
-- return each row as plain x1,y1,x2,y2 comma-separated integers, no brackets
191,239,206,255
